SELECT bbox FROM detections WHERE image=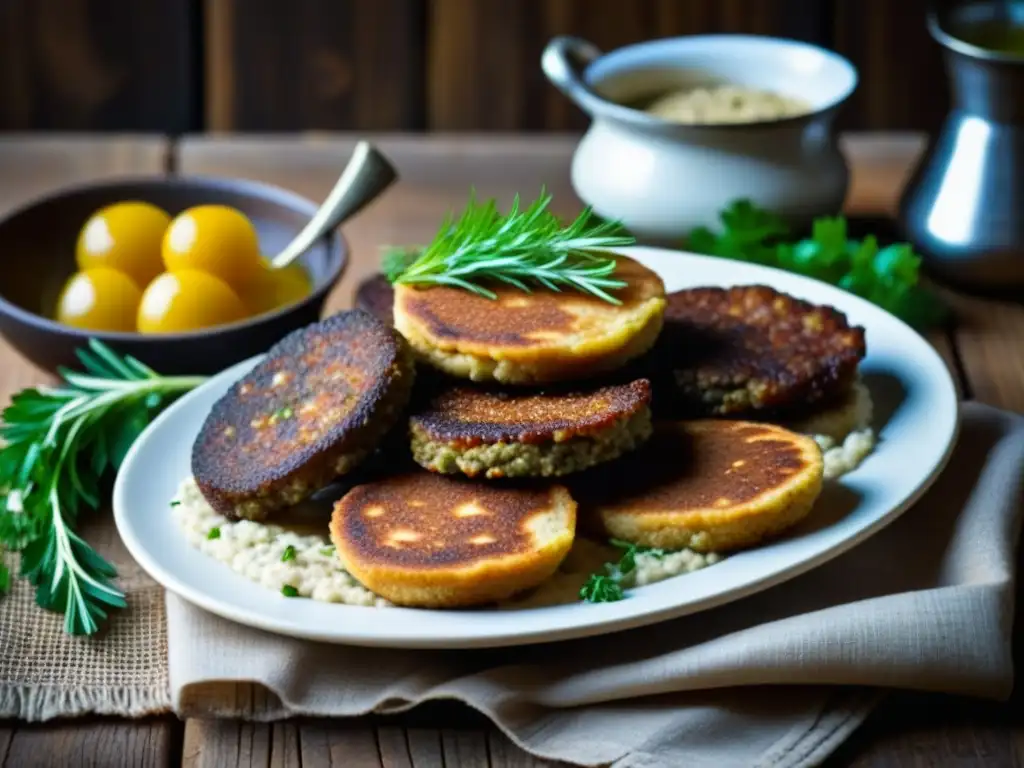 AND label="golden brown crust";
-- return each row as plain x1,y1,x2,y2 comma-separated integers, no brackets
329,473,576,607
192,310,415,520
410,379,652,447
332,473,561,567
574,420,824,552
393,255,666,384
658,285,866,417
